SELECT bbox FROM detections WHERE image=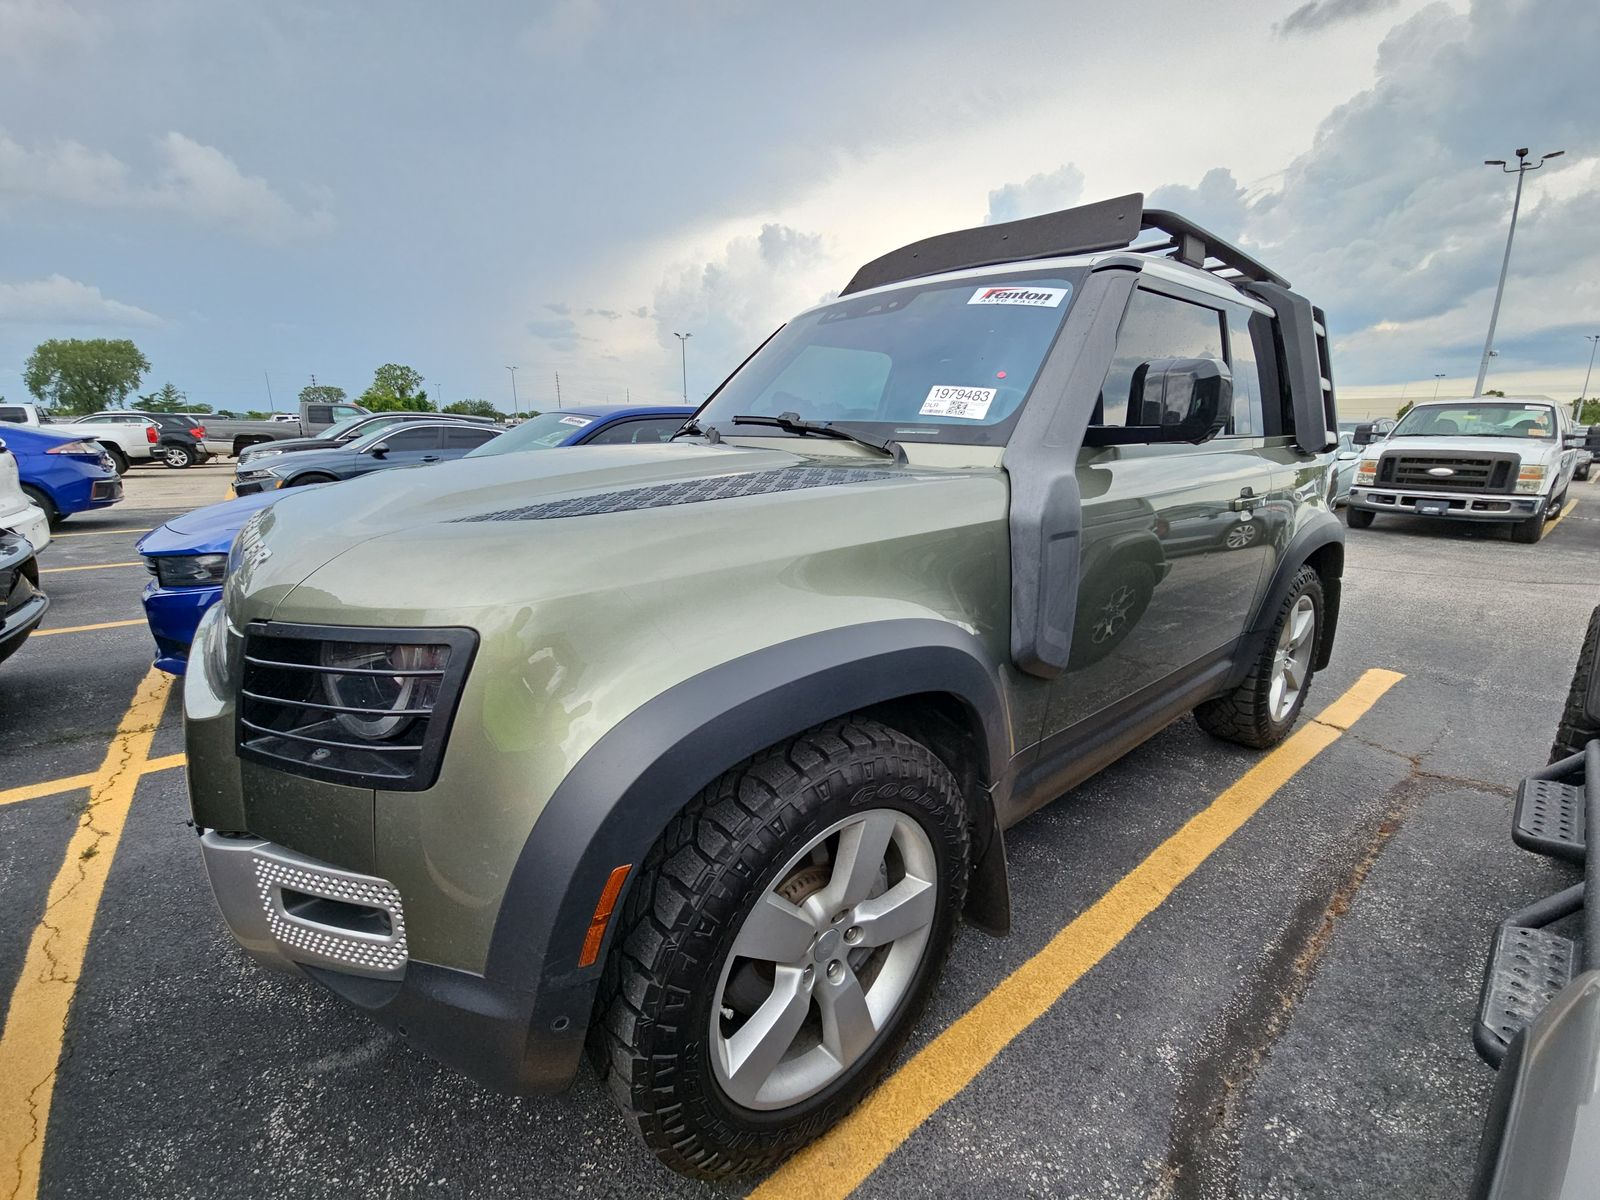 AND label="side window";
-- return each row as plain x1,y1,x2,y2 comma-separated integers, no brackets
585,417,685,445
1096,289,1226,429
332,405,365,422
307,405,333,424
0,407,25,423
76,414,108,424
444,427,497,449
380,428,441,451
1222,302,1266,437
